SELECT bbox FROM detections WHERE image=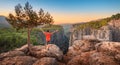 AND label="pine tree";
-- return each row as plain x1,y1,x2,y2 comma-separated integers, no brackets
6,2,54,52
